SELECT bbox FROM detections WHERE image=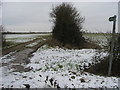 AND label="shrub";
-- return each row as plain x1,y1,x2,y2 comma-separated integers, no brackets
50,3,85,47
